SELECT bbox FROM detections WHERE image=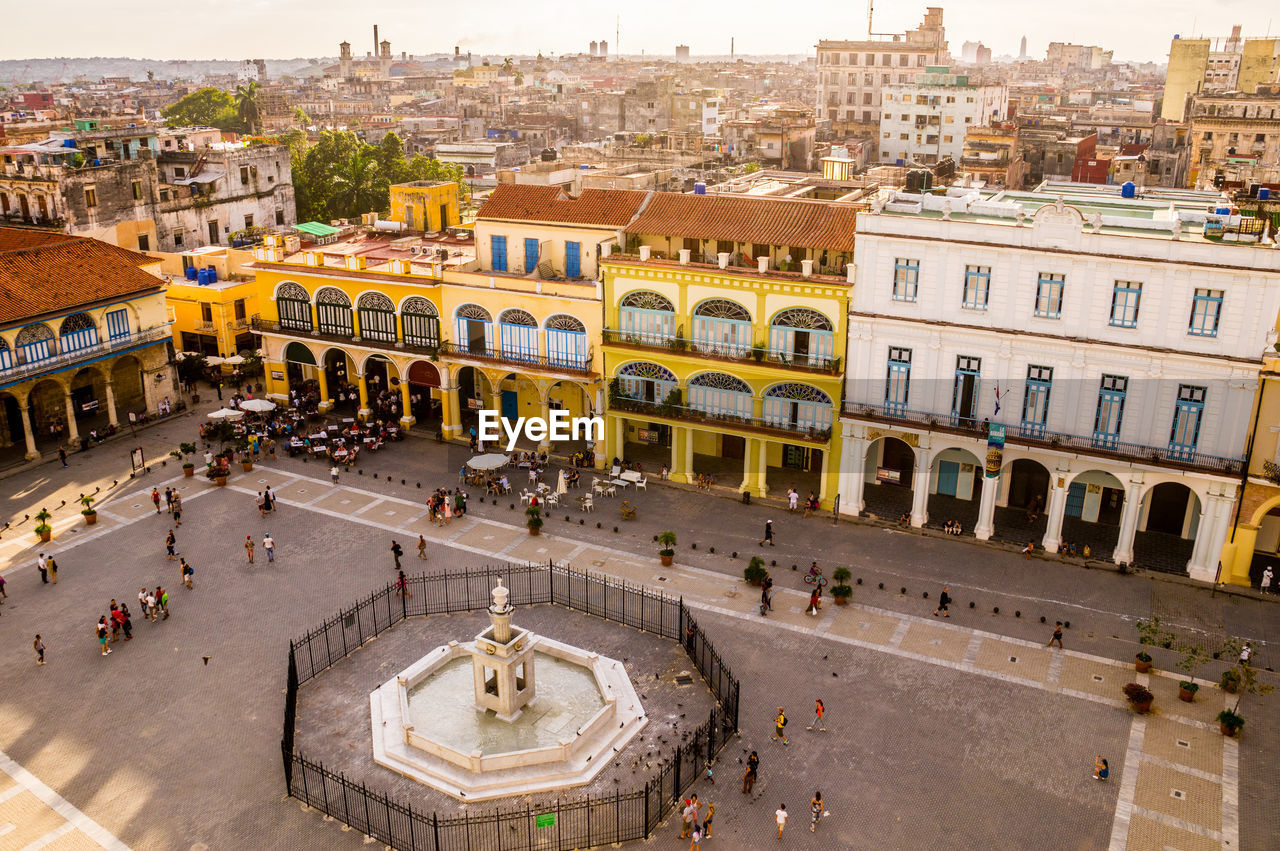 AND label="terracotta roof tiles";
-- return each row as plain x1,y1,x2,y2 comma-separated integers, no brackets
477,184,650,227
0,228,162,325
625,192,861,253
